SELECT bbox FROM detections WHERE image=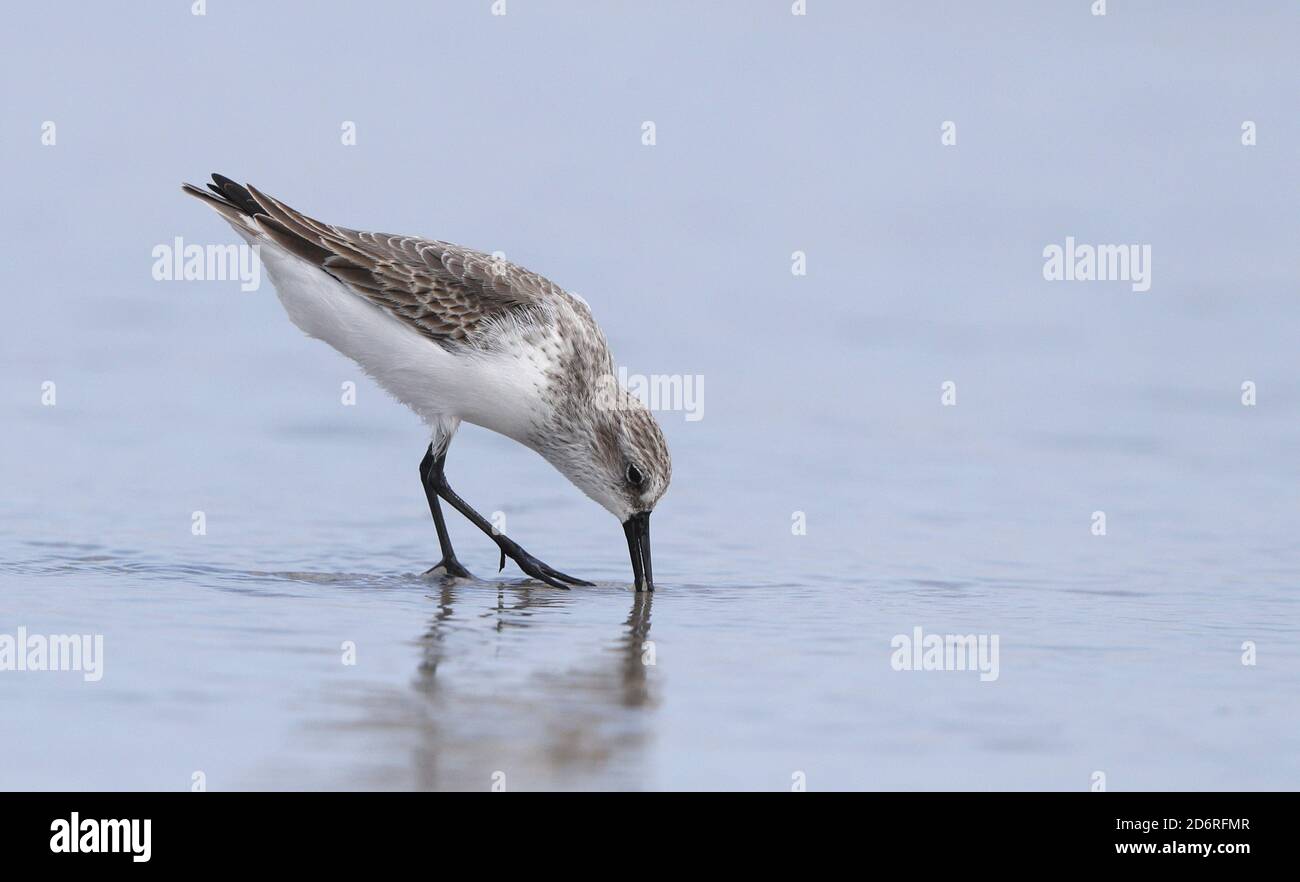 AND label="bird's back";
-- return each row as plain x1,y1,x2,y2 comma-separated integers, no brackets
183,175,609,444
